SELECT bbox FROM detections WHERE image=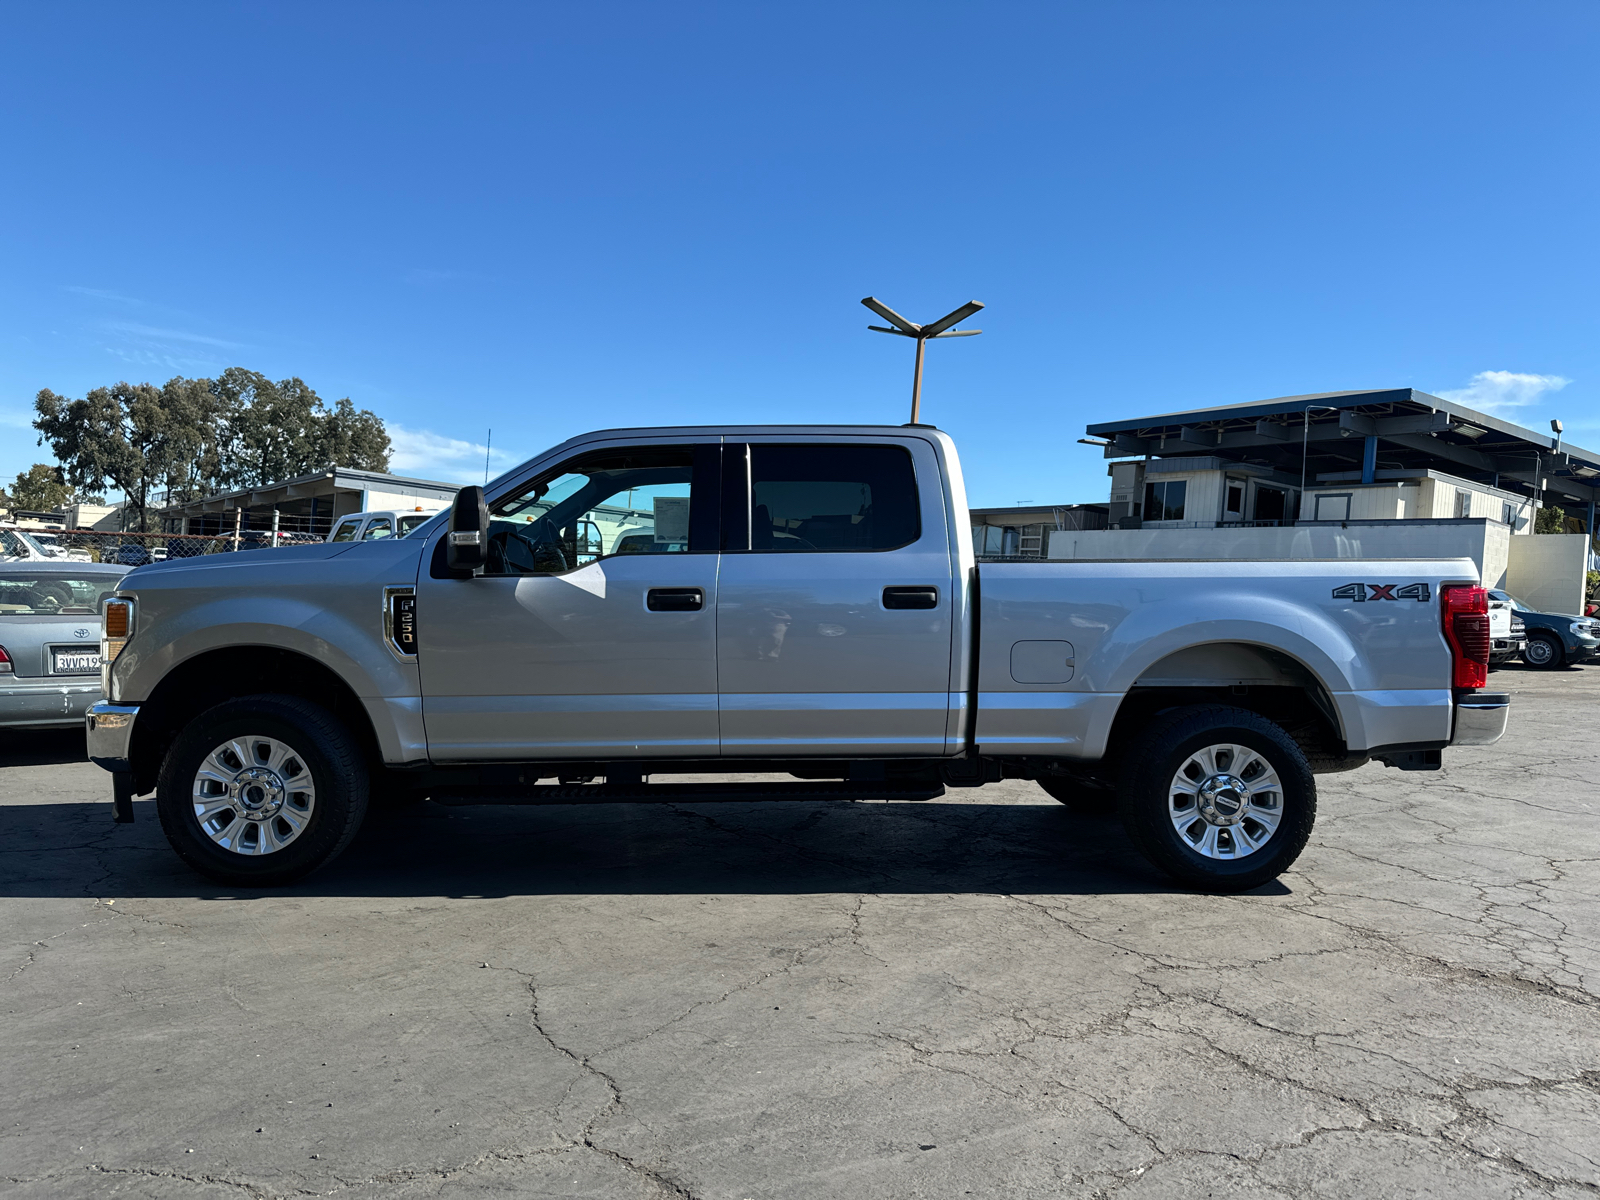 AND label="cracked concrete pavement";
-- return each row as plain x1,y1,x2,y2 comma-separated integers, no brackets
3,663,1598,1198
